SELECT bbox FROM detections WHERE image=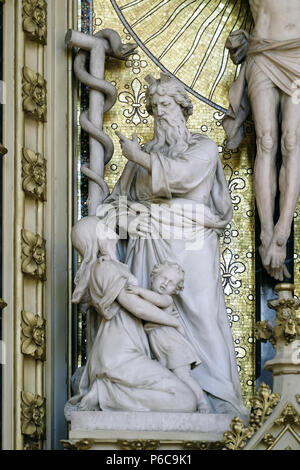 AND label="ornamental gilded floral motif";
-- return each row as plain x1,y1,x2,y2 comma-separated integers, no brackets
22,66,47,122
21,229,46,281
119,78,149,126
21,310,46,361
21,391,45,442
22,148,47,201
22,0,47,44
